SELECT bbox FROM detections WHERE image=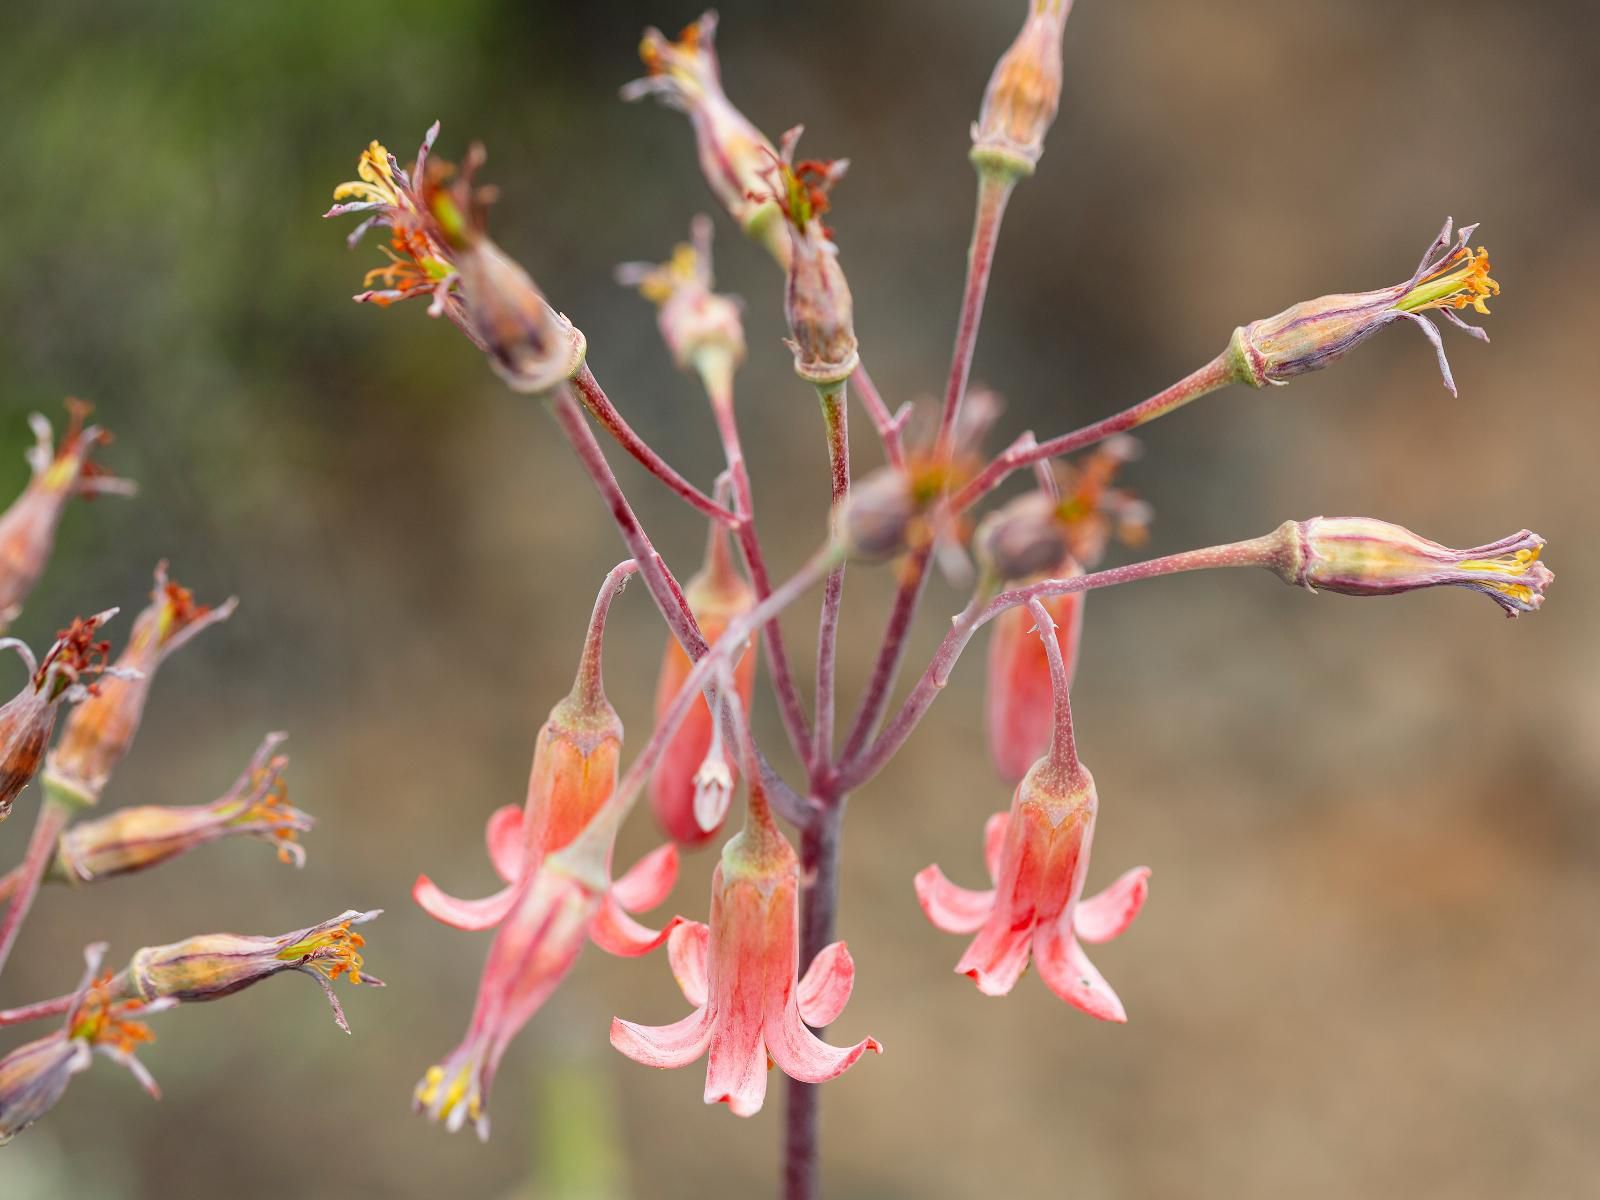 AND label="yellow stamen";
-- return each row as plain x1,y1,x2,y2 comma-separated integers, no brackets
1397,245,1500,315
